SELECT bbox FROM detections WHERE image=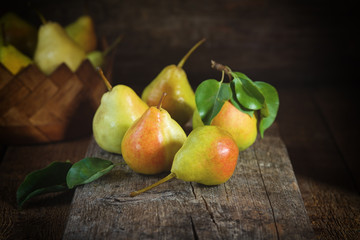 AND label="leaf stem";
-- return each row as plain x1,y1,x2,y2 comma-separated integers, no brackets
97,67,112,91
220,70,225,84
130,172,176,197
177,38,206,68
